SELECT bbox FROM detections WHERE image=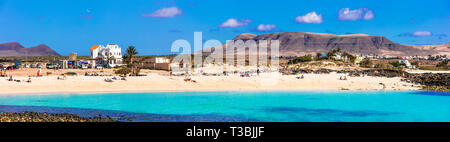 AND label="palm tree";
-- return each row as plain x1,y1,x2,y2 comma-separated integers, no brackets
326,52,335,60
316,52,322,60
125,46,138,65
125,46,138,75
105,54,115,68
